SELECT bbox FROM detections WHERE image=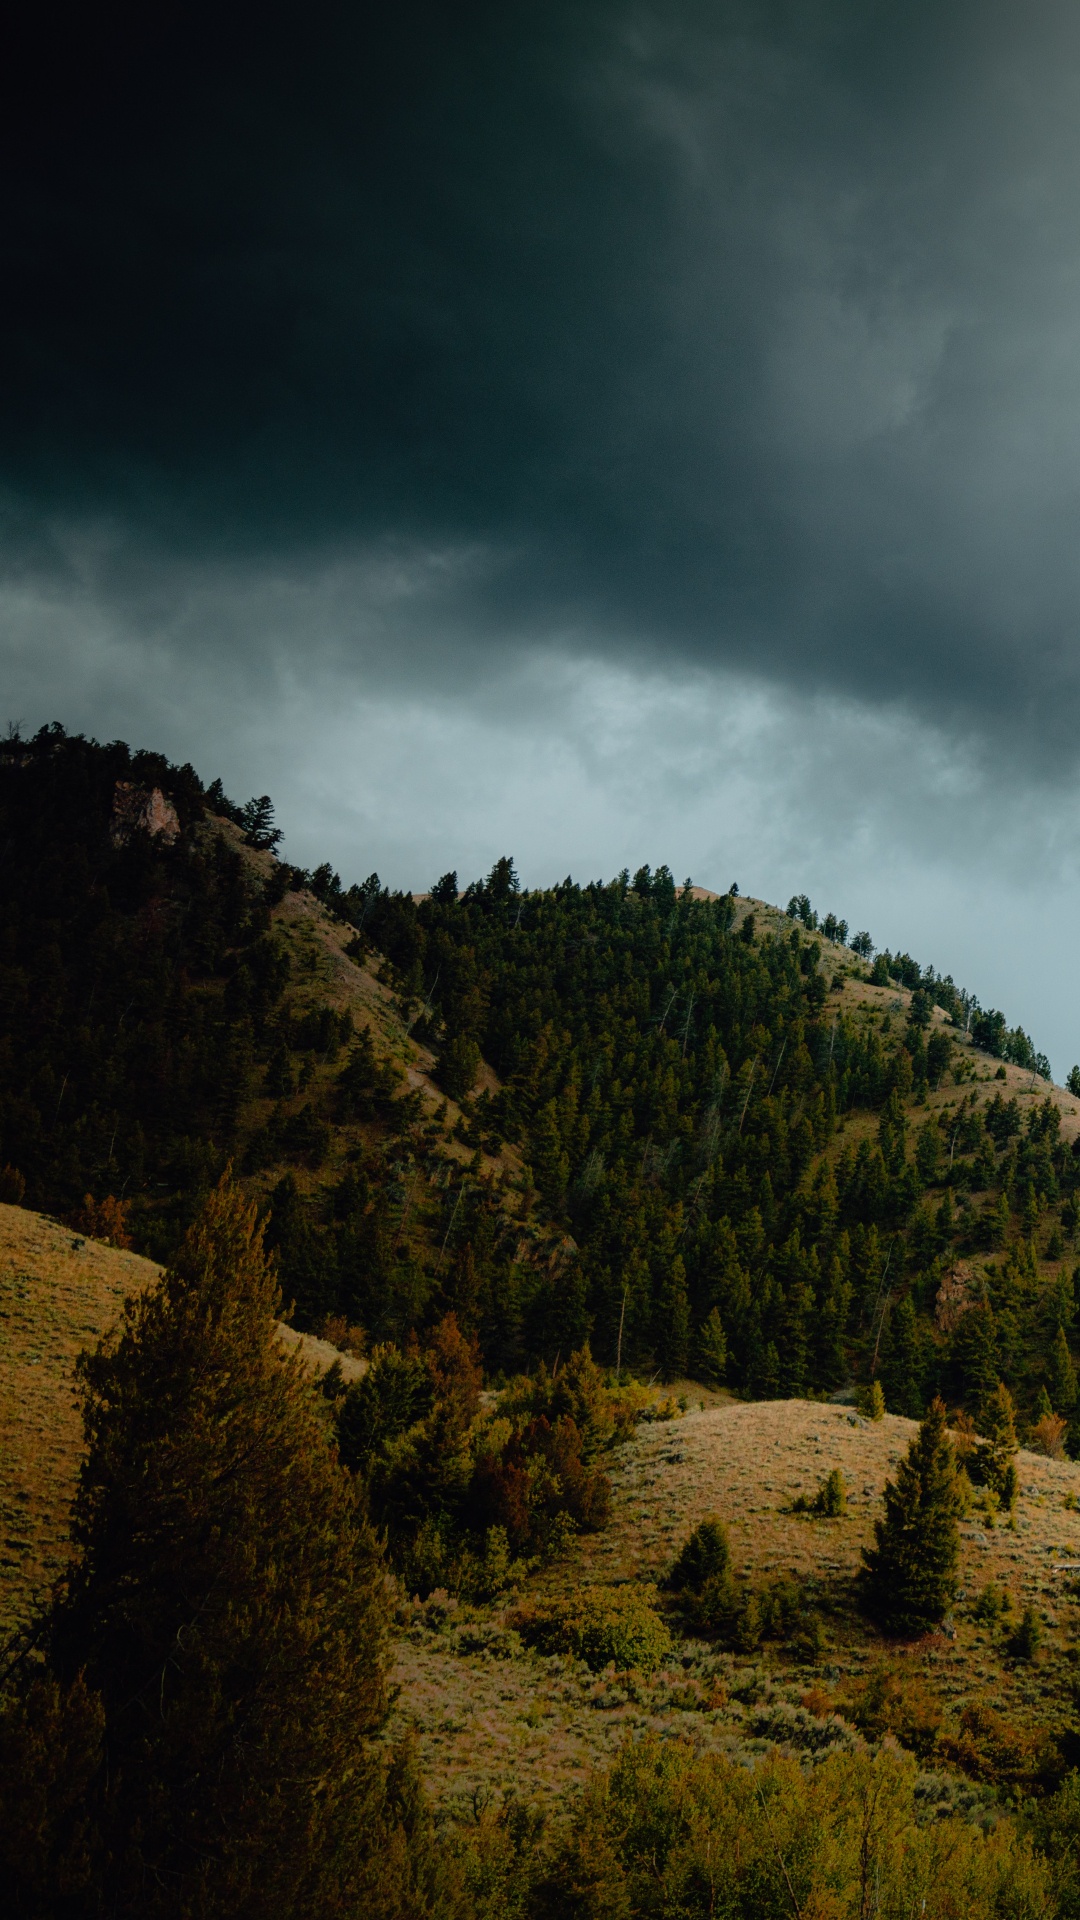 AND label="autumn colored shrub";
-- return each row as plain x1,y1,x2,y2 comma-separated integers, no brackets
1030,1411,1069,1458
70,1192,132,1248
0,1164,26,1205
336,1334,613,1587
320,1312,366,1355
939,1702,1054,1791
841,1661,942,1760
